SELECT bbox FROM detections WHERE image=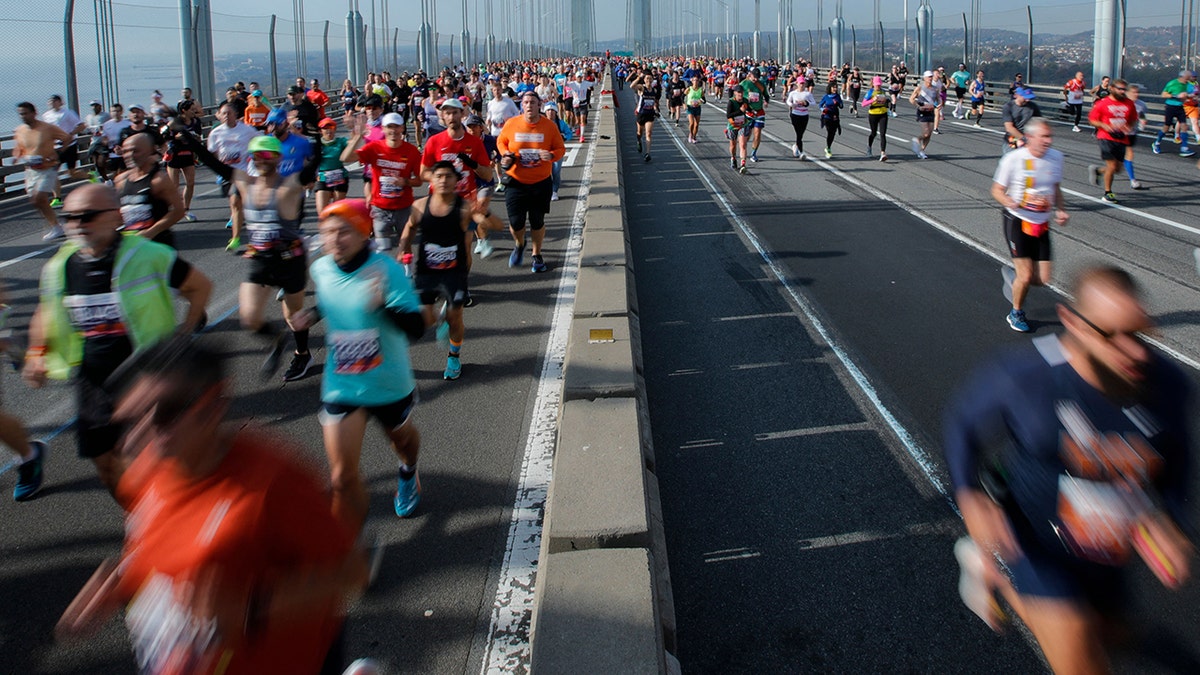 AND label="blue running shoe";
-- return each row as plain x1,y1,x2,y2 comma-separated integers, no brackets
1007,309,1031,333
394,470,421,517
509,244,525,268
531,254,547,273
14,440,46,502
444,354,461,380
